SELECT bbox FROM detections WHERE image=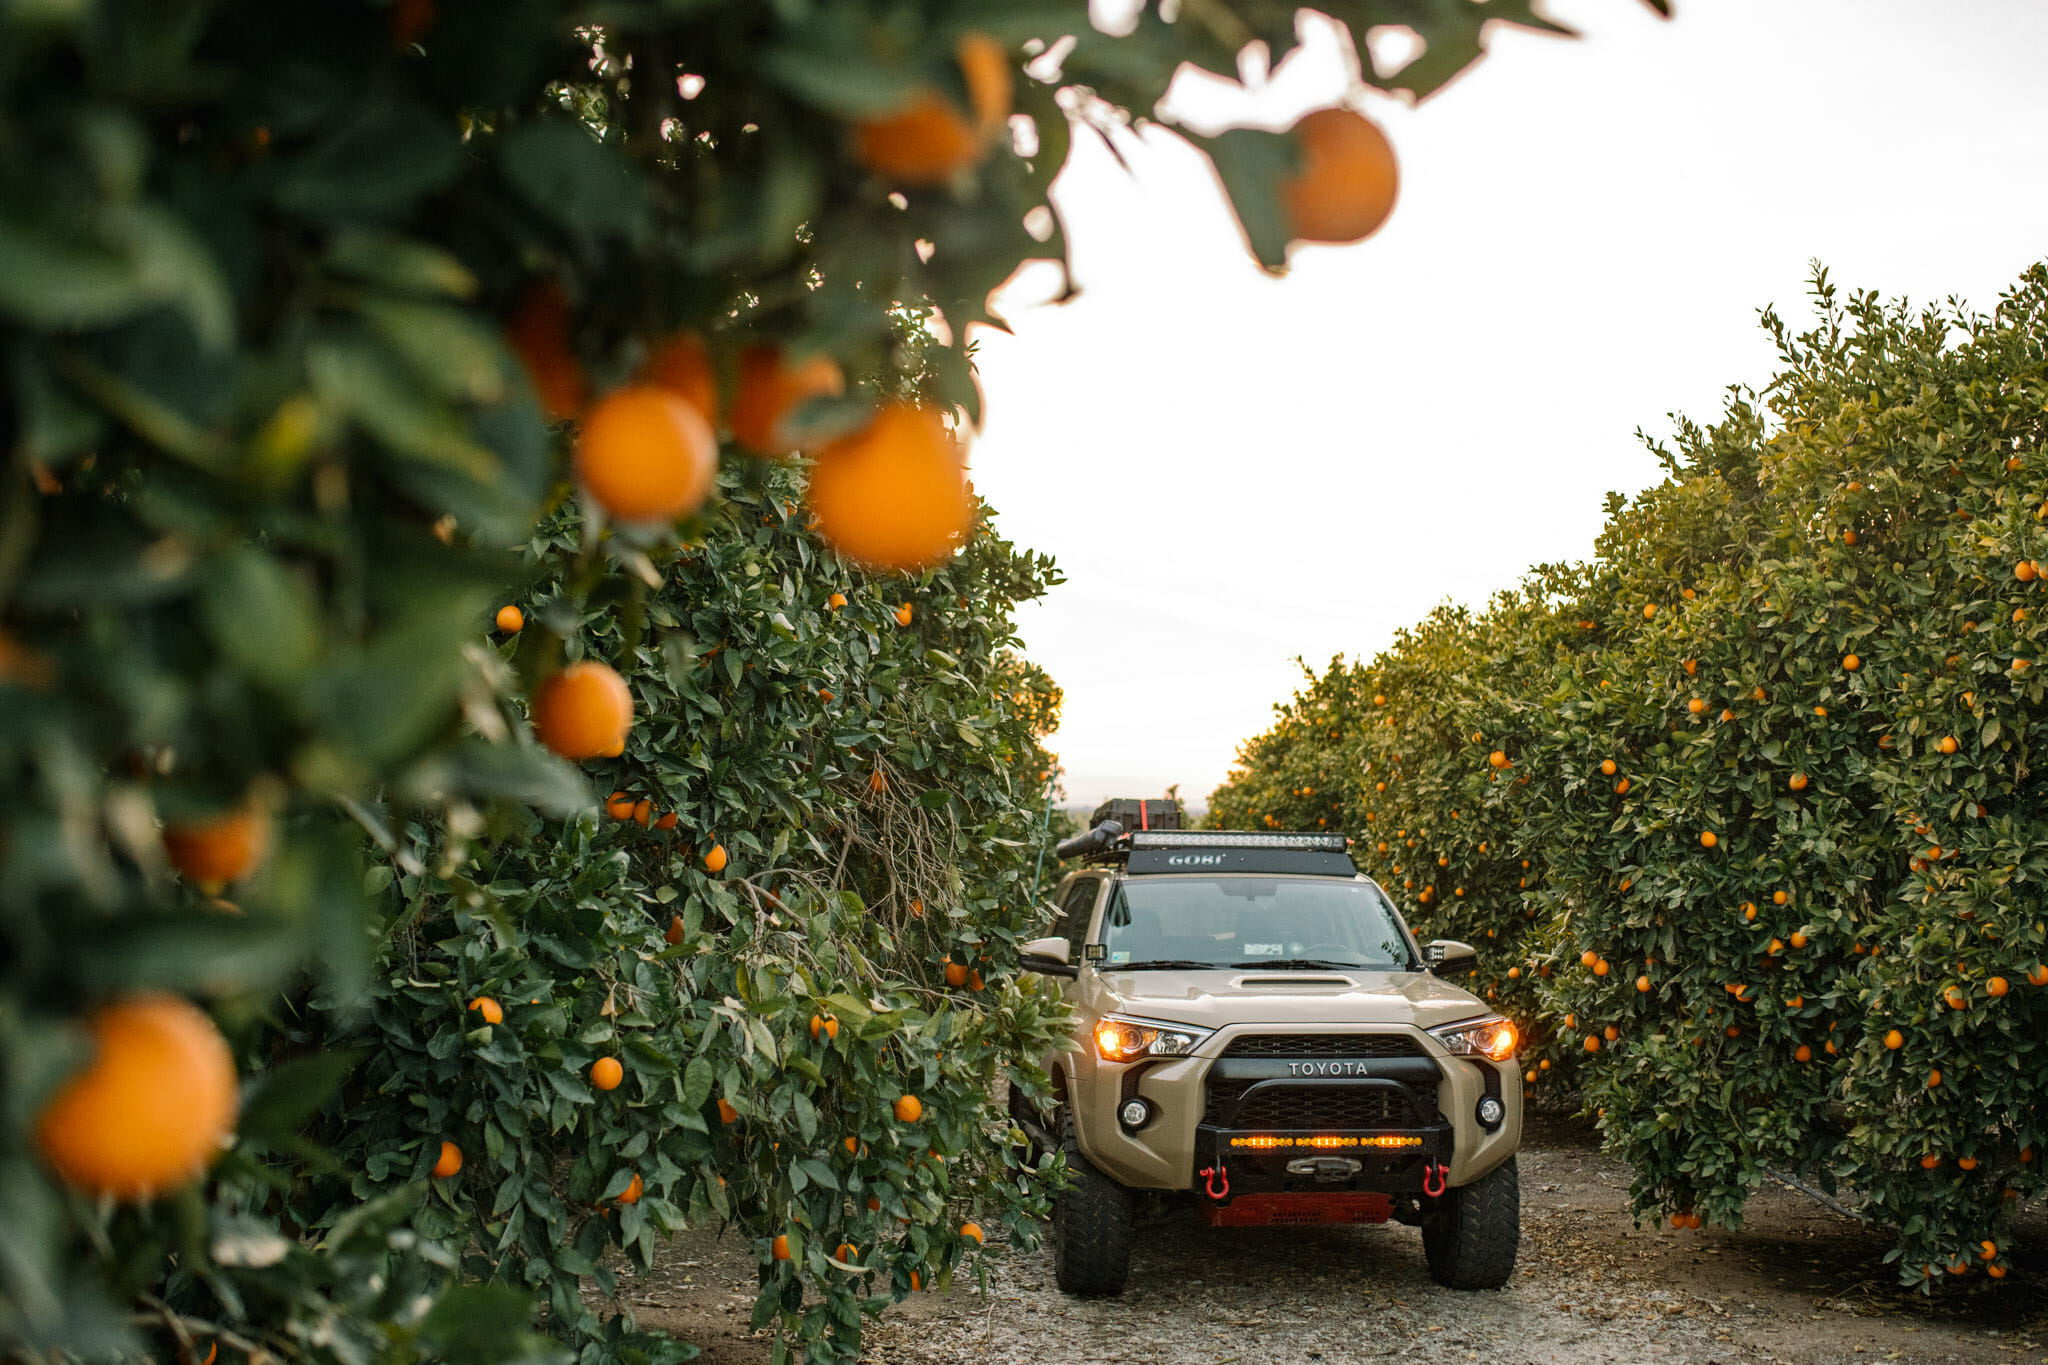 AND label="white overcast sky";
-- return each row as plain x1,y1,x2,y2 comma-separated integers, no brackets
966,0,2048,813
